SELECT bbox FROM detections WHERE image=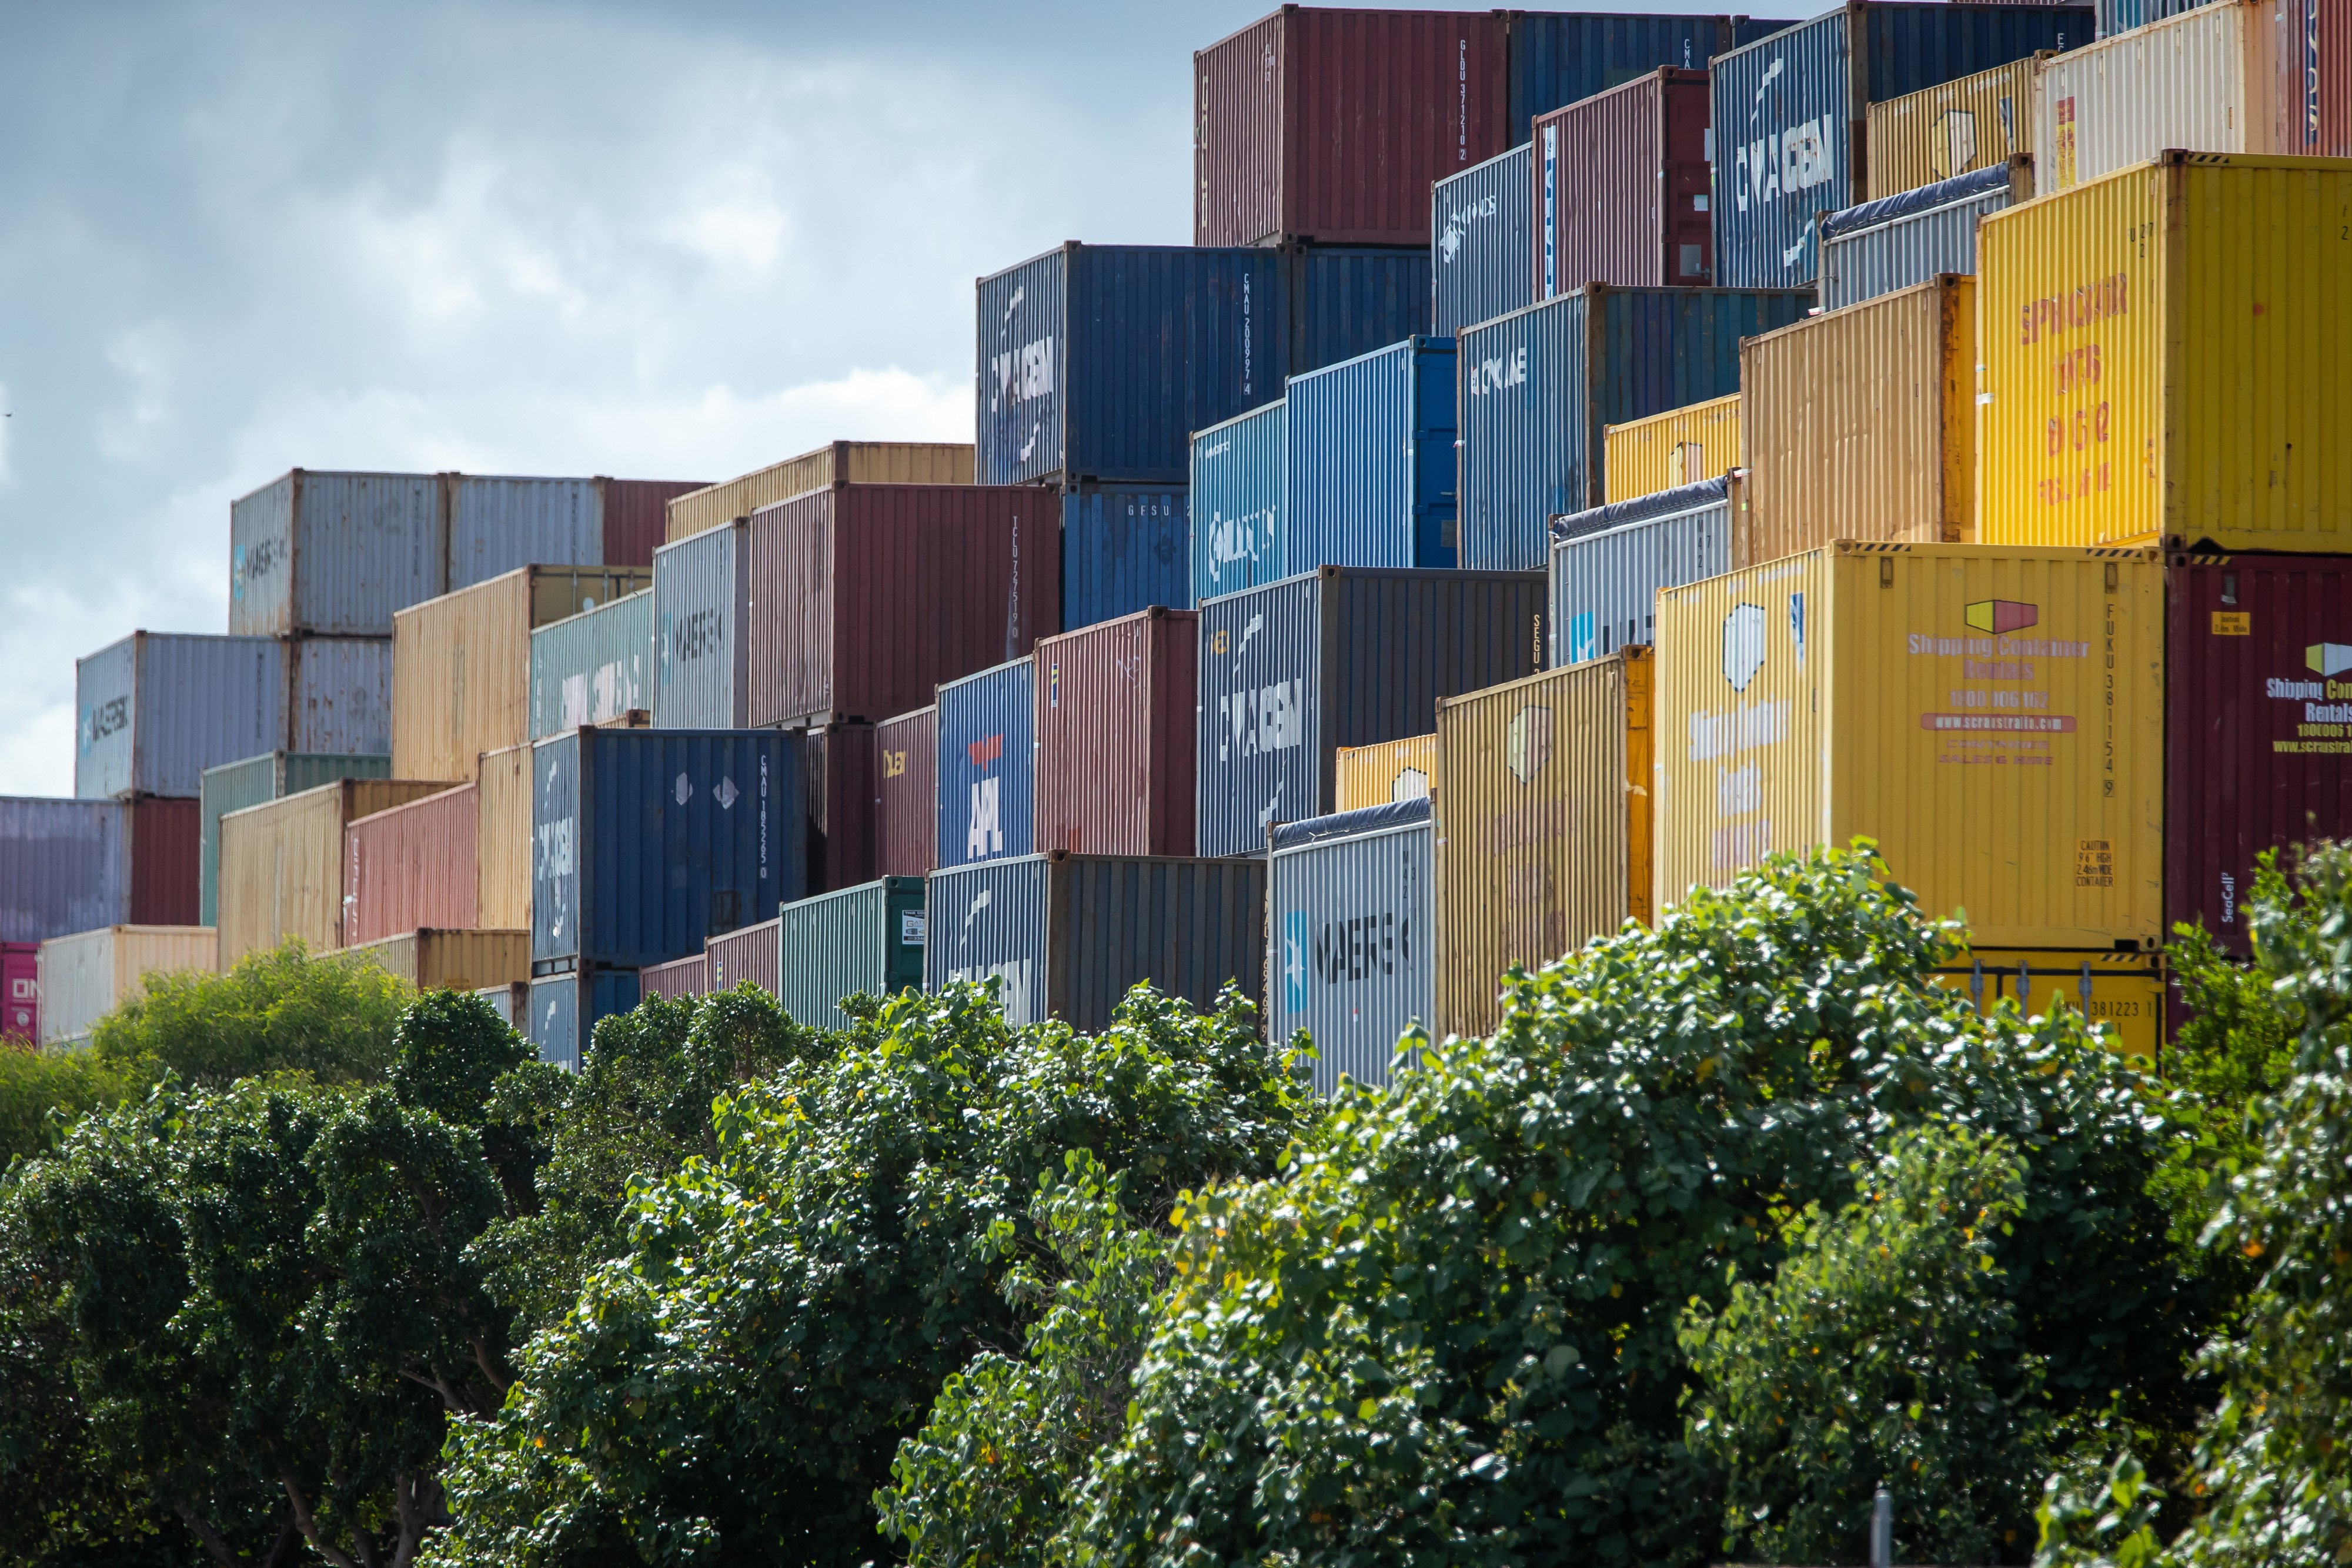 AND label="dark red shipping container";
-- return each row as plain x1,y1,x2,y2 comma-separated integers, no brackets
707,916,779,995
640,952,710,1002
2166,554,2352,957
1531,68,1713,294
1034,608,1200,857
747,485,1058,730
599,478,709,569
2322,0,2350,158
1,943,36,1044
803,723,878,892
1195,6,1509,247
126,796,200,927
874,707,937,878
343,785,479,946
